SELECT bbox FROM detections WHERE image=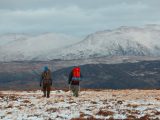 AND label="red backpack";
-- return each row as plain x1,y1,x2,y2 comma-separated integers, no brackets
72,67,80,78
